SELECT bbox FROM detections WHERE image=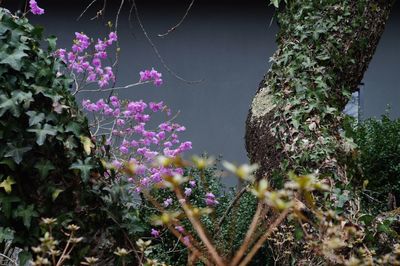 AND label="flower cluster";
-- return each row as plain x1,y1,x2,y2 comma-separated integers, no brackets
83,95,192,192
204,192,218,206
29,0,44,15
55,32,118,88
140,68,163,86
